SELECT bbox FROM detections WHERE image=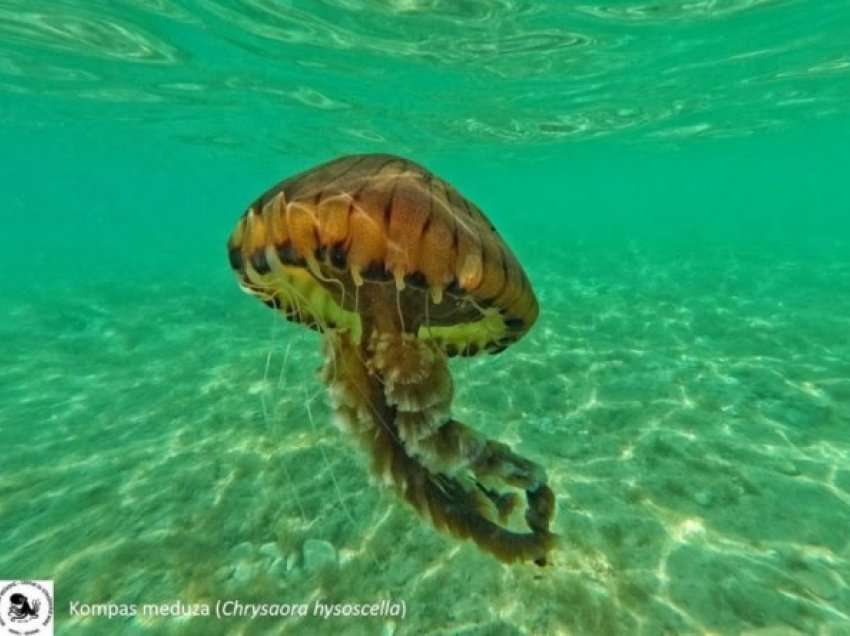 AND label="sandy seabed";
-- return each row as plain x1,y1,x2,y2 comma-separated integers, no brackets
1,245,849,635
